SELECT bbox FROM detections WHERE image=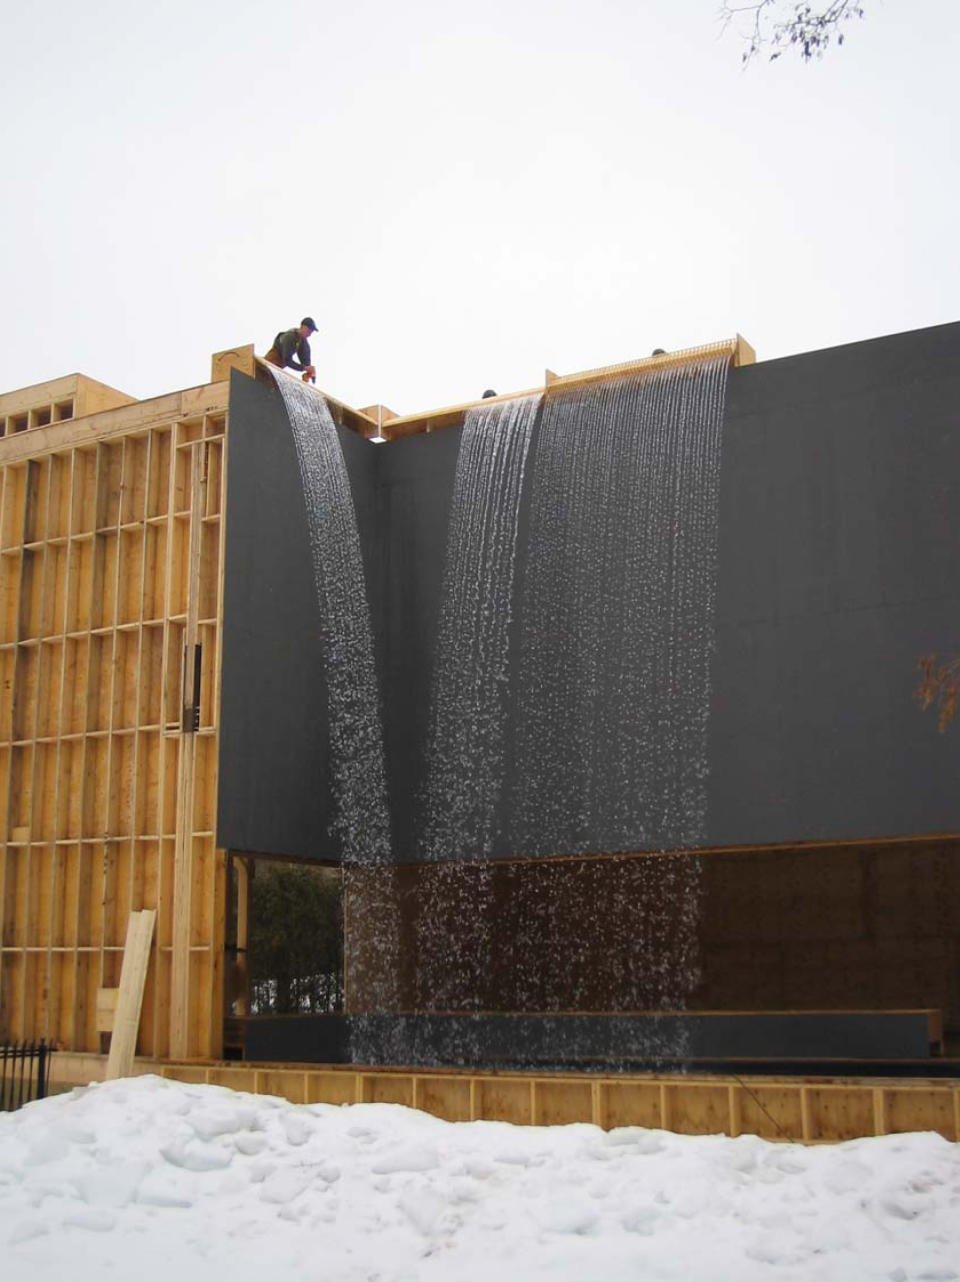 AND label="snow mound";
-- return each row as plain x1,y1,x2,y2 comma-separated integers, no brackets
0,1075,958,1281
